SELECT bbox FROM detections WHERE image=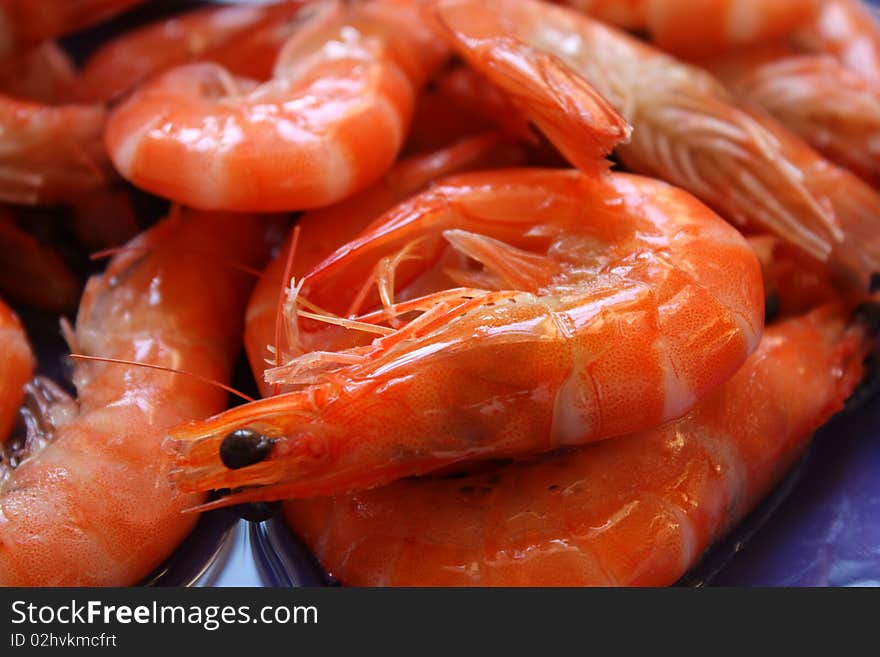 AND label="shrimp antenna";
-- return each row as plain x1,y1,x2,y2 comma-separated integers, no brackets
68,355,255,403
295,309,395,335
89,246,265,279
275,225,302,369
274,225,302,395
